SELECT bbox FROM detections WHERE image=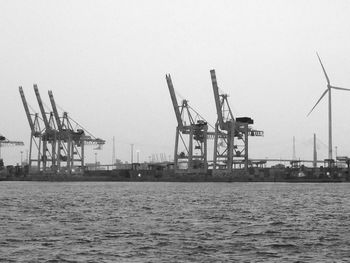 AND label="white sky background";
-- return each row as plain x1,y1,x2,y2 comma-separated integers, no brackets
1,0,350,165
